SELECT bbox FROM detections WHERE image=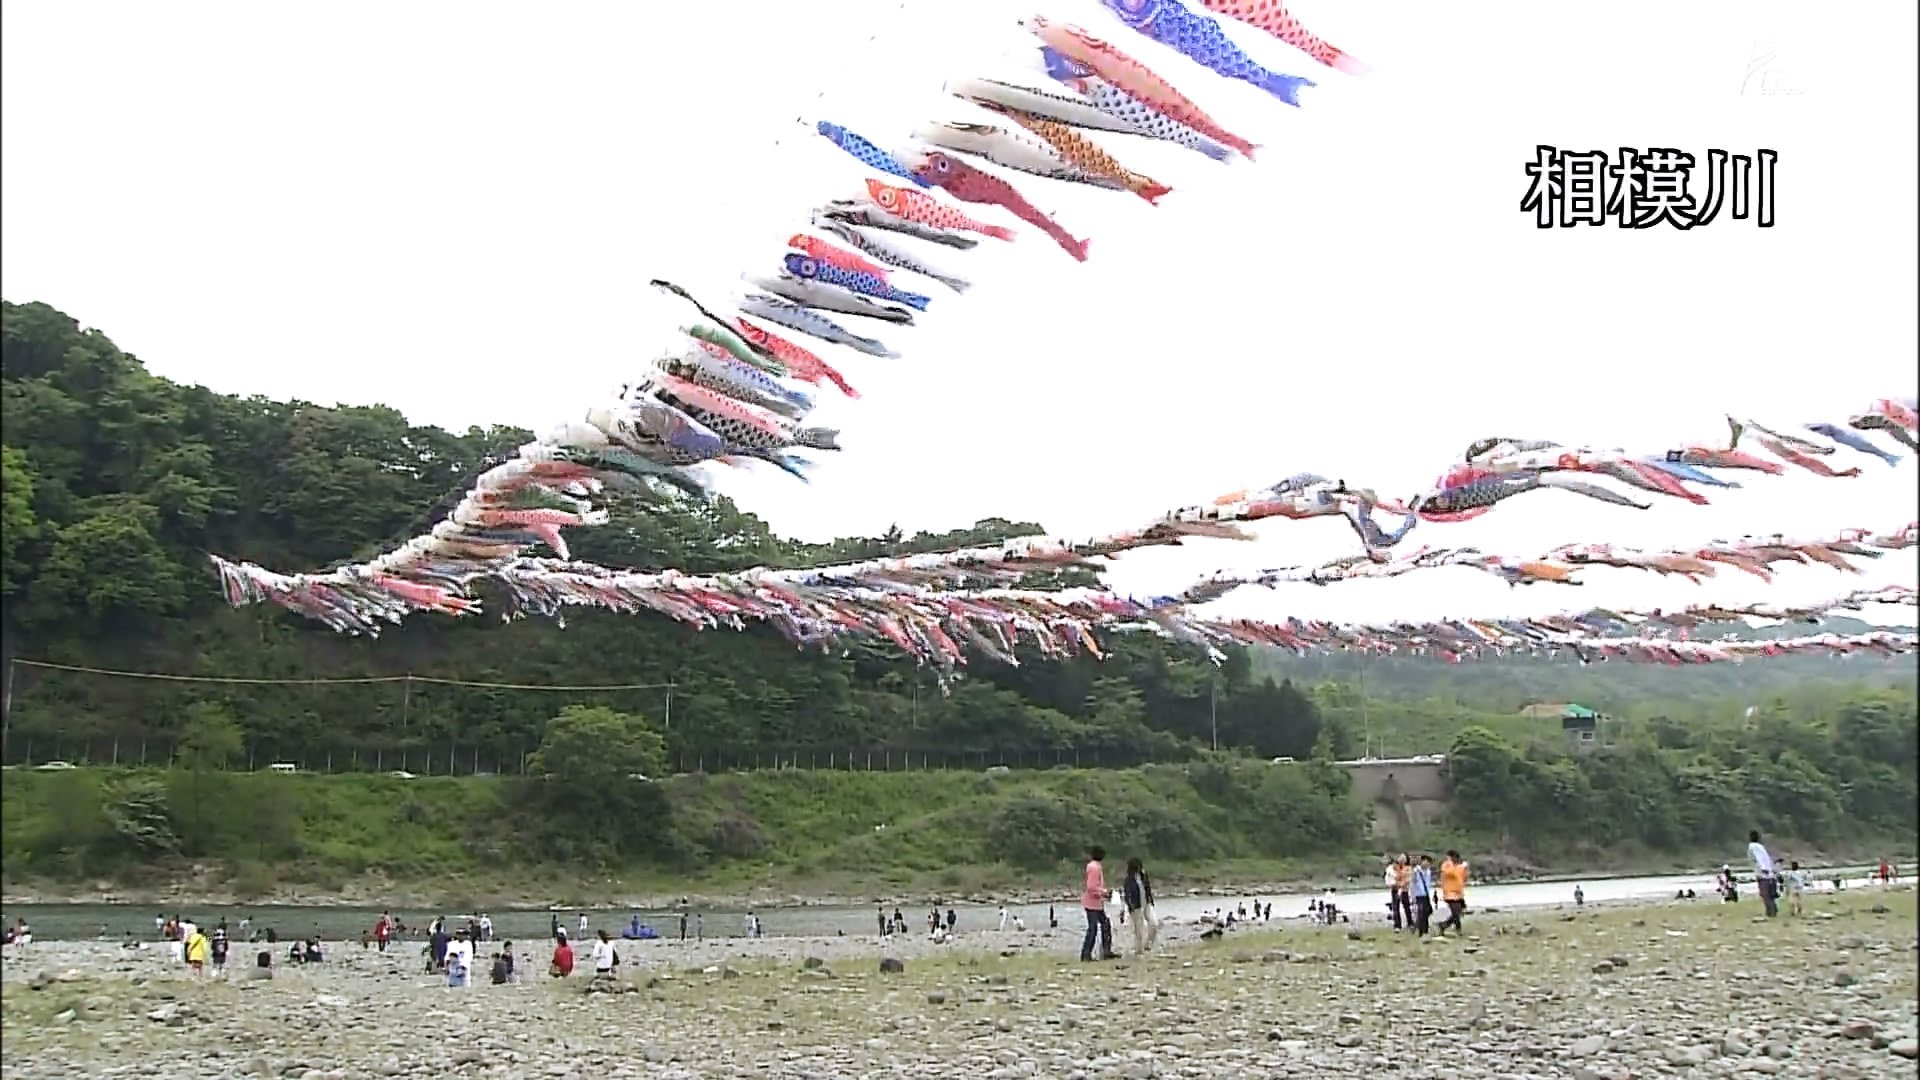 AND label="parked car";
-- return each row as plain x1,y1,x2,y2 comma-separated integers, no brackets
388,770,417,779
35,761,76,771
